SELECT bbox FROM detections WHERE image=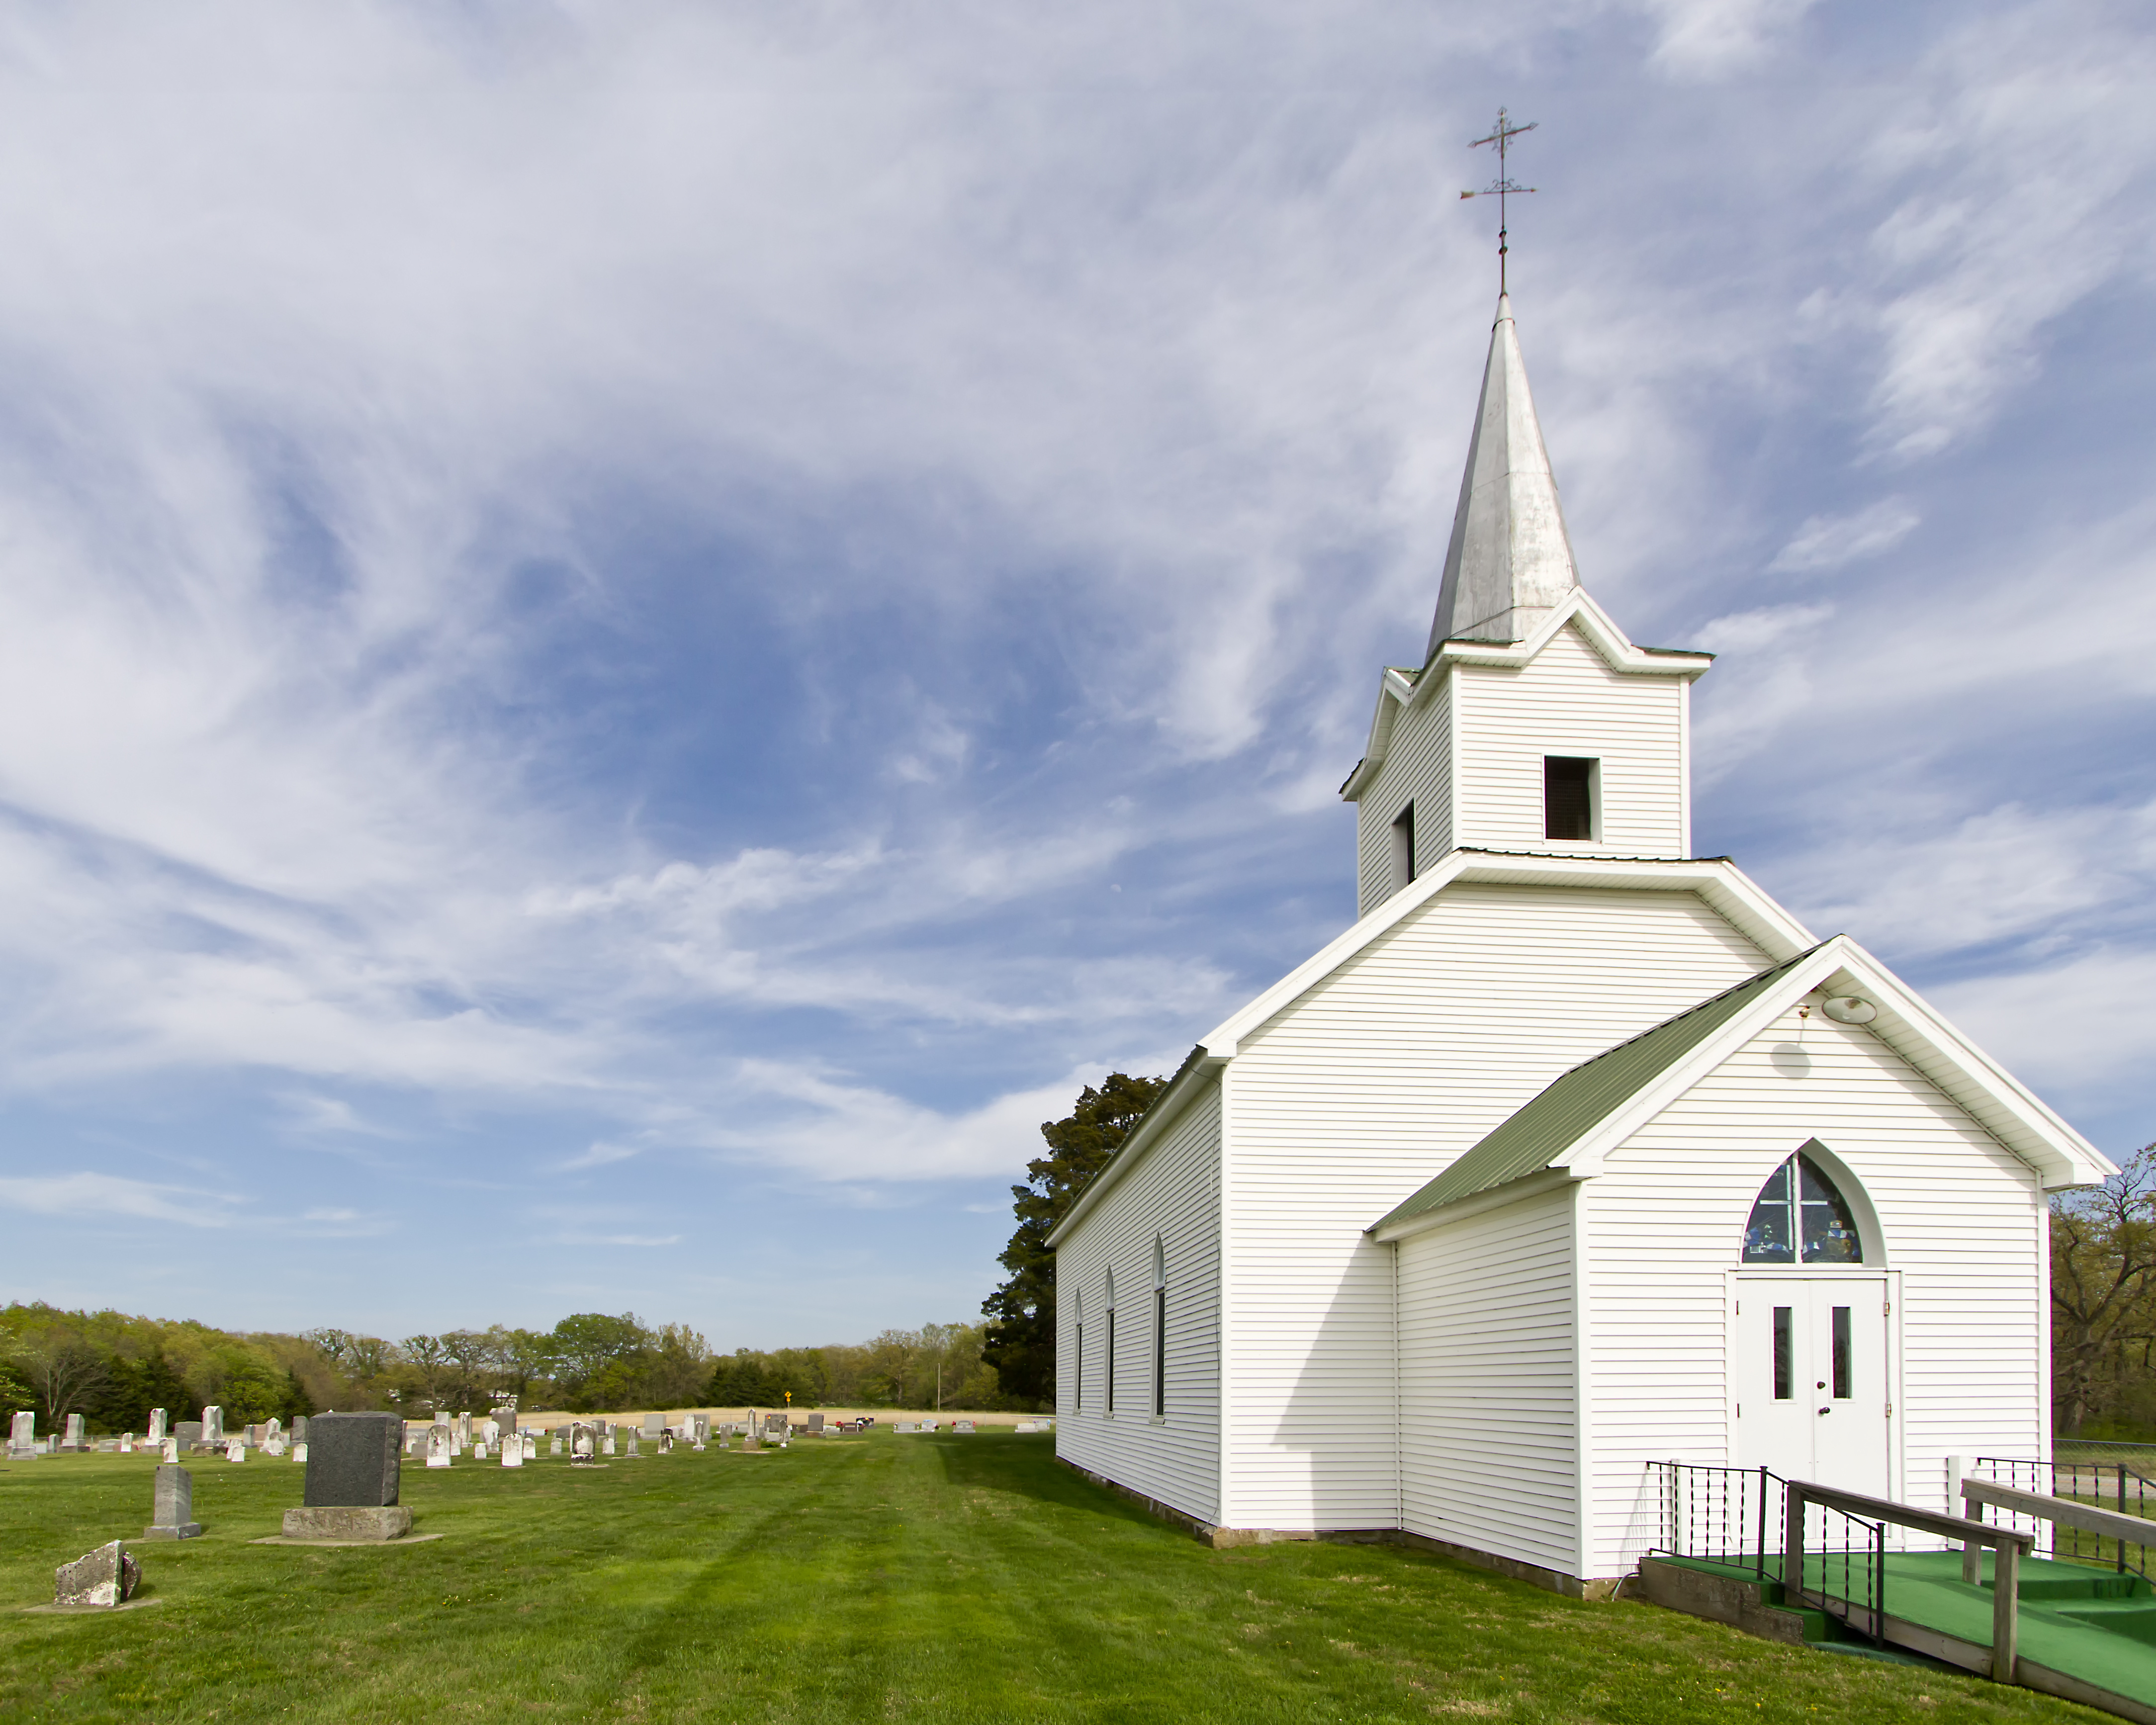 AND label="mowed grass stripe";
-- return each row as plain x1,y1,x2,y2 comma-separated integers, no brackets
0,1432,2108,1723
